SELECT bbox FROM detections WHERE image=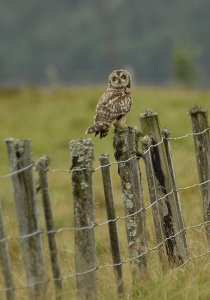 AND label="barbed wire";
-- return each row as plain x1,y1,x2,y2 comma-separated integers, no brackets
0,128,208,178
0,219,210,294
